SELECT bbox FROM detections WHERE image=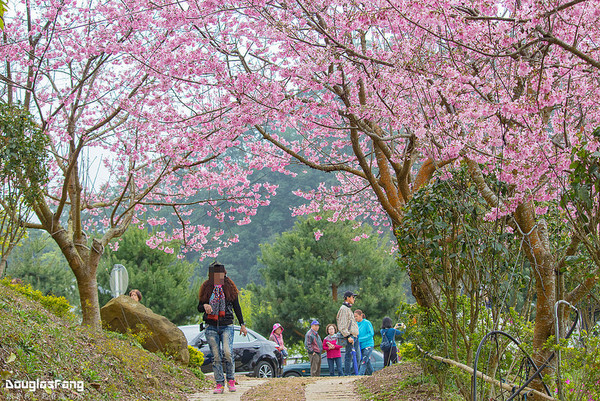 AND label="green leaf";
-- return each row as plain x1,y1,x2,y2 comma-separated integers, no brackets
6,353,16,363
